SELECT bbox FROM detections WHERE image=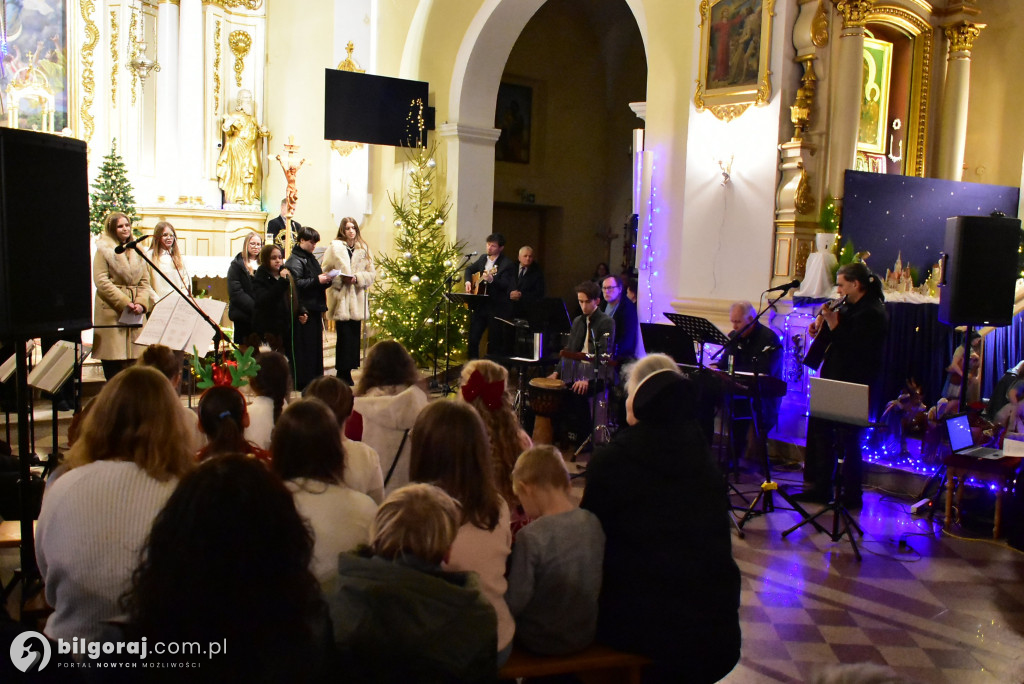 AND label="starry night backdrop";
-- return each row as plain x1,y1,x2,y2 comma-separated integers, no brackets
842,170,1020,282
